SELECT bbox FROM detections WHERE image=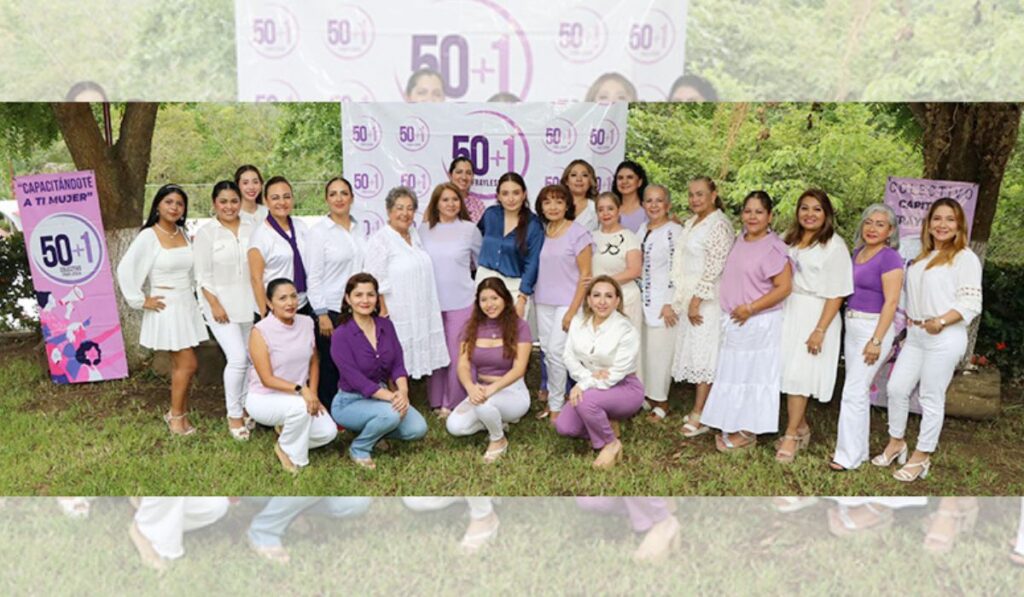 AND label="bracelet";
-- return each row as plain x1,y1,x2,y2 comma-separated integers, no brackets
814,327,825,333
